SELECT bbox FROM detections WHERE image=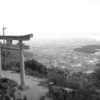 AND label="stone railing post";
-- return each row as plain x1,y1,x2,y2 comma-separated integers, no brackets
49,82,54,94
